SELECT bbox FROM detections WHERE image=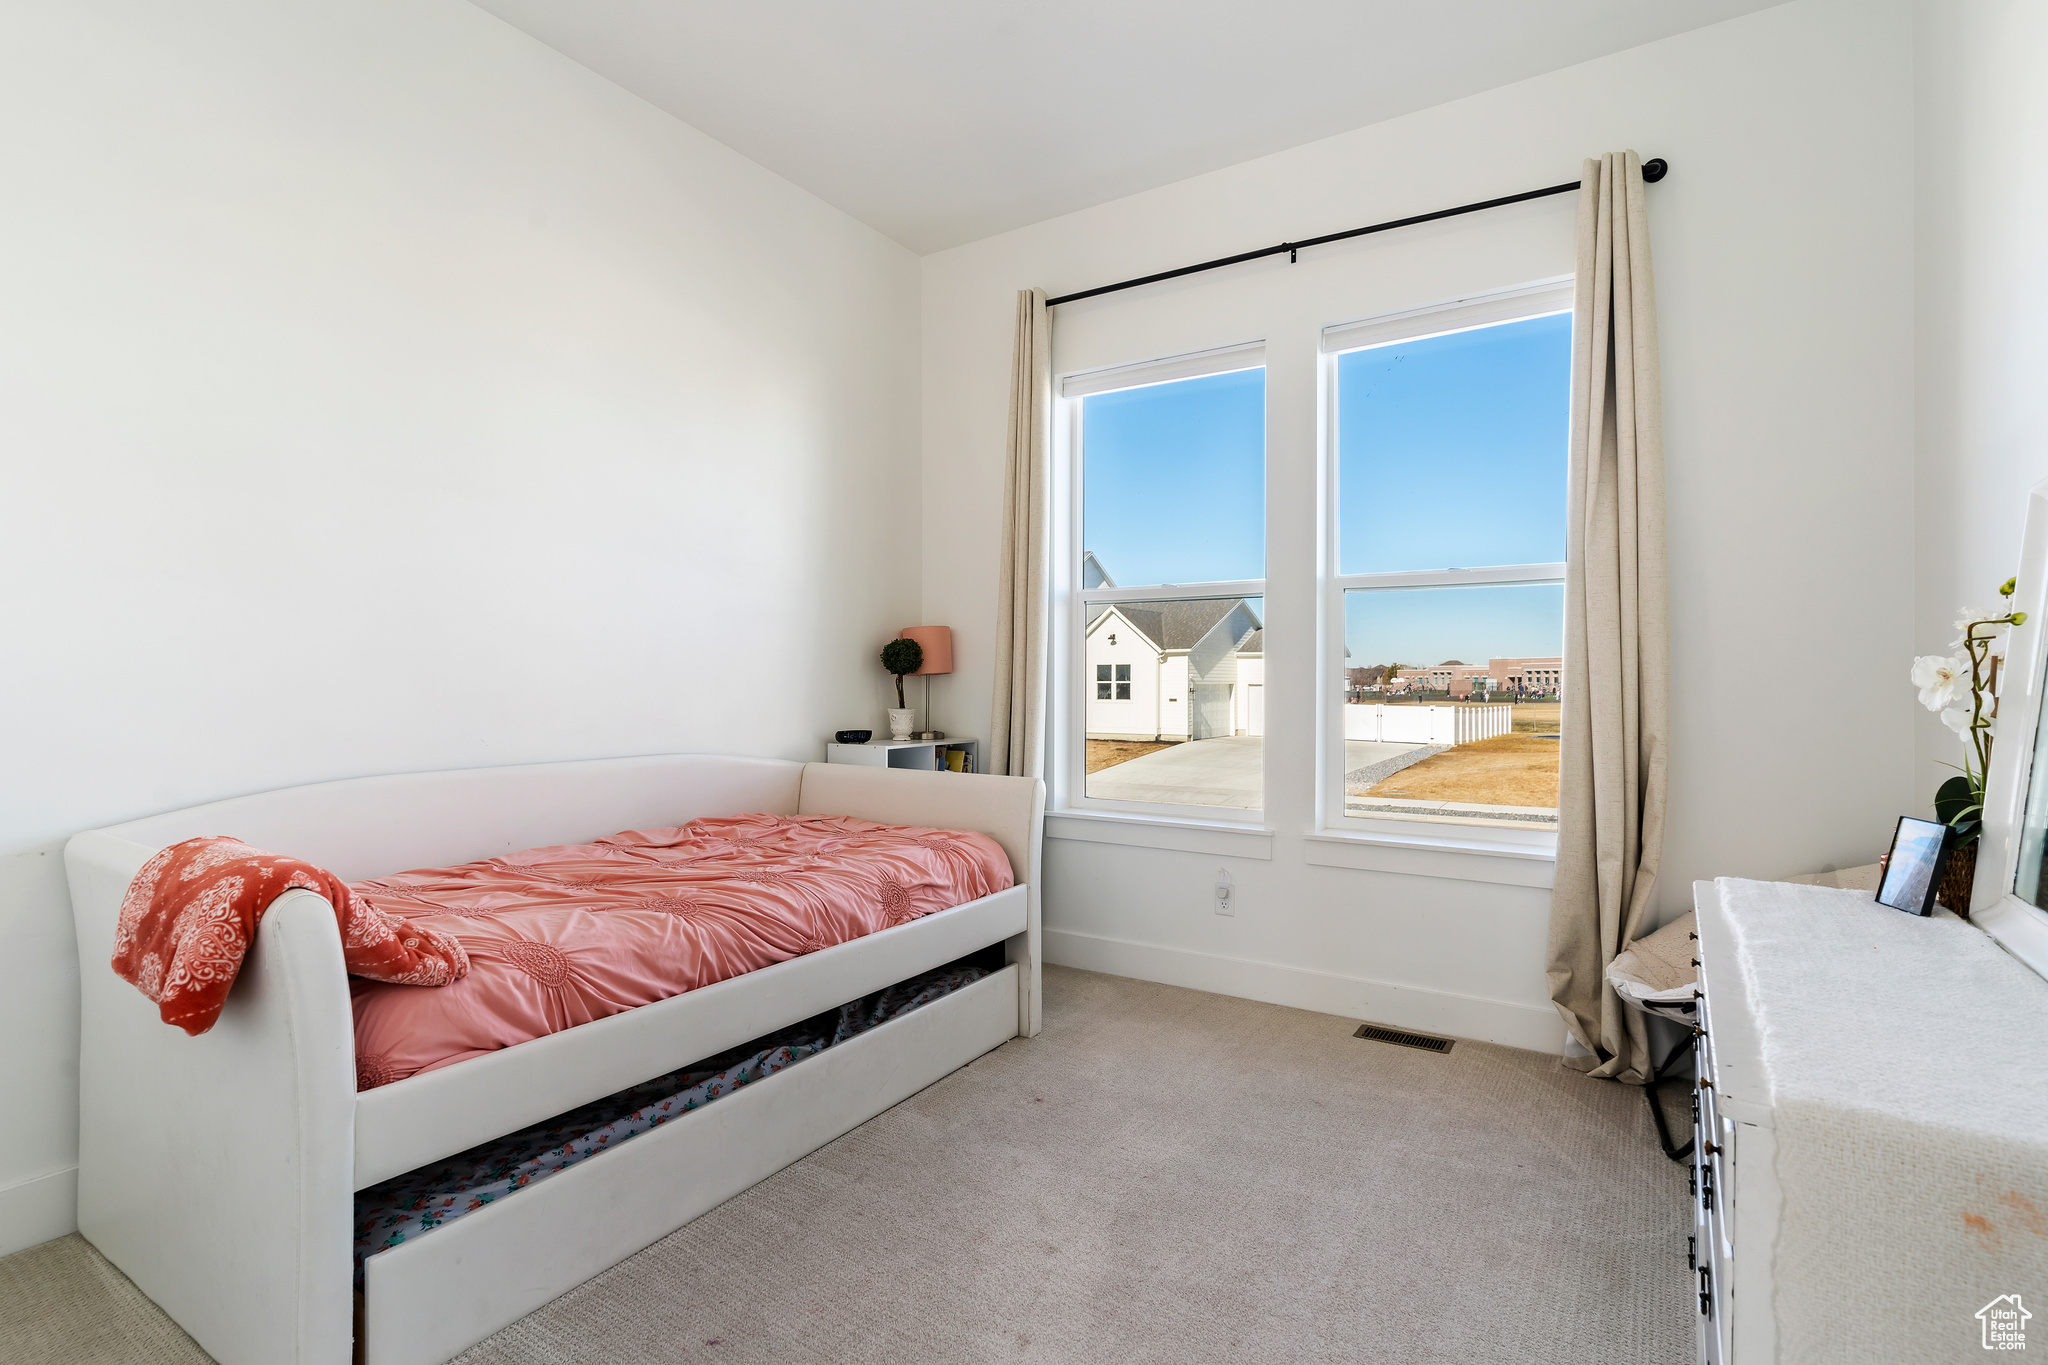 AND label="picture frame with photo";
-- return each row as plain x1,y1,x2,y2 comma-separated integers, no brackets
1877,815,1956,917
